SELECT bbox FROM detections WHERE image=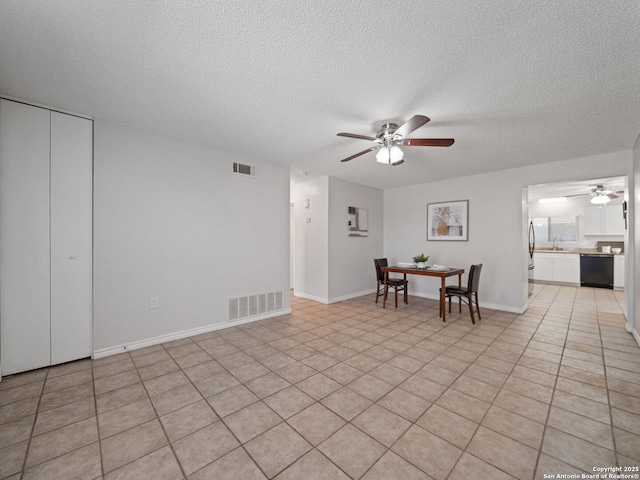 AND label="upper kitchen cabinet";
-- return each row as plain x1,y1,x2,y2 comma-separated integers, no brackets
583,205,625,236
0,99,93,375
